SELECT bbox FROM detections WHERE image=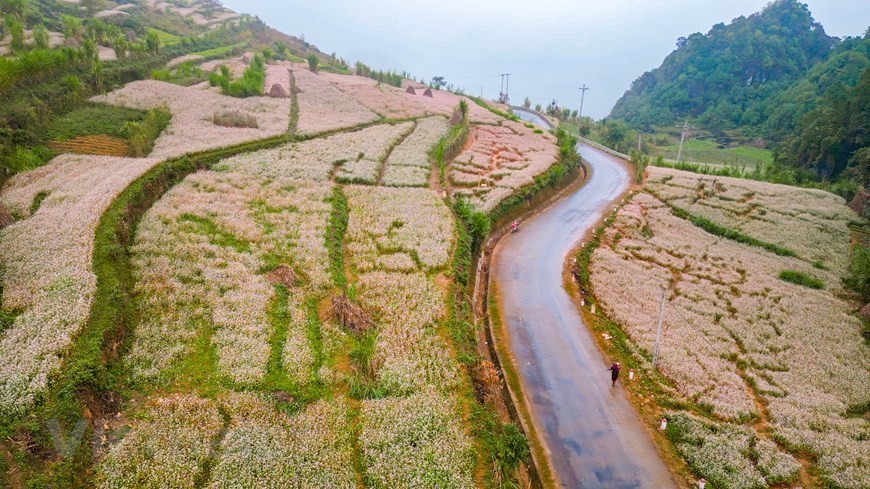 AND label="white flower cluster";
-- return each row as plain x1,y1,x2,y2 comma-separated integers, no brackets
360,390,476,488
590,188,870,486
128,170,331,385
292,68,380,134
92,80,290,159
357,271,460,395
383,116,450,187
344,185,460,393
264,64,290,95
199,52,252,78
216,122,412,183
646,166,856,273
0,154,159,414
210,393,356,488
666,413,799,489
141,0,238,28
332,120,411,183
322,71,503,124
345,185,454,271
96,395,224,489
450,121,558,212
281,288,315,386
97,393,356,488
